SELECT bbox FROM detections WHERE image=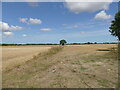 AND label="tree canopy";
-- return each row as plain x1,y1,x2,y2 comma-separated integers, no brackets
109,11,120,41
60,40,67,46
